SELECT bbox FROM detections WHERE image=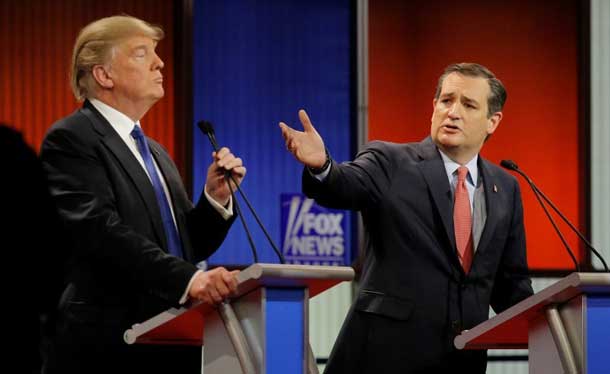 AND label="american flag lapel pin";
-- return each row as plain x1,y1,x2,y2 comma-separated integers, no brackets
493,184,498,193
